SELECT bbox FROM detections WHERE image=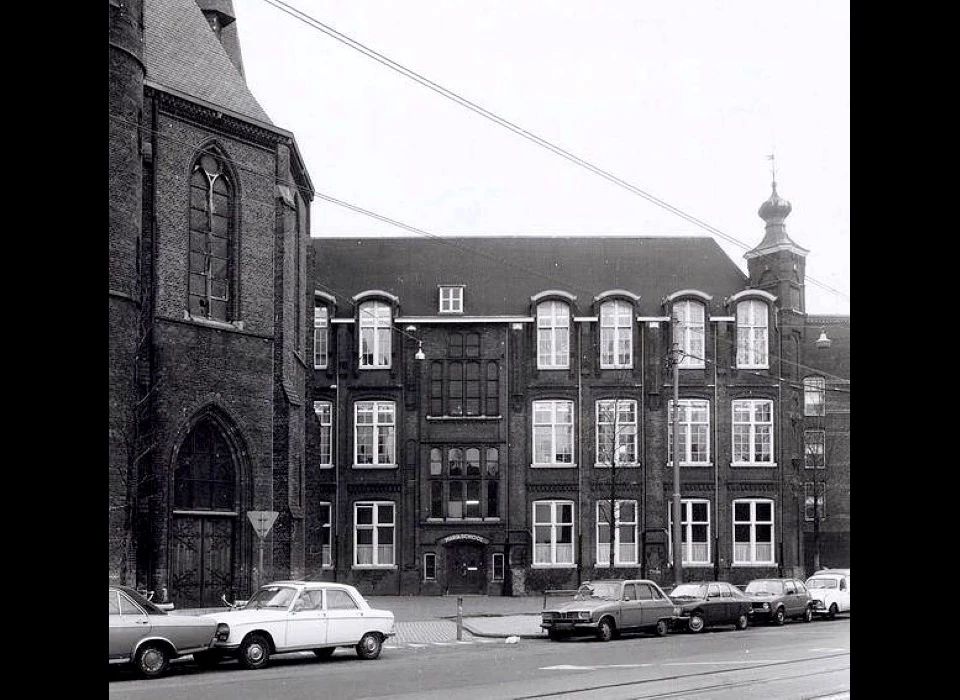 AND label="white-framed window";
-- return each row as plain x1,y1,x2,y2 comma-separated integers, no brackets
804,429,825,469
317,502,333,568
804,482,826,521
732,399,774,465
595,399,638,466
533,500,575,566
668,499,711,565
423,552,436,580
675,300,705,368
532,400,574,466
354,501,395,567
667,399,711,465
358,300,391,368
313,306,328,368
732,498,775,565
600,299,633,368
492,552,505,581
354,401,396,467
596,499,639,566
439,286,464,313
736,300,769,368
314,401,333,467
803,376,825,416
537,301,570,369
